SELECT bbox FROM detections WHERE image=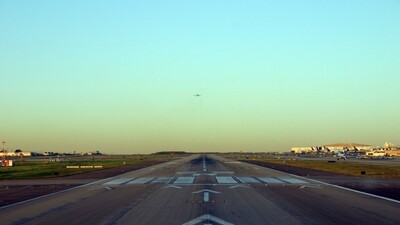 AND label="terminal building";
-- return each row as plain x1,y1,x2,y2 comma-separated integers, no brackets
291,142,400,157
3,150,32,157
291,143,372,154
323,143,372,151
